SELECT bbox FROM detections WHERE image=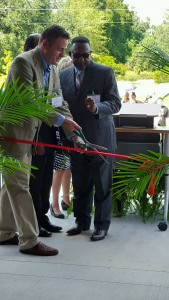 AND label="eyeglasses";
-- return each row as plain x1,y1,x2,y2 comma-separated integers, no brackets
72,52,91,59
